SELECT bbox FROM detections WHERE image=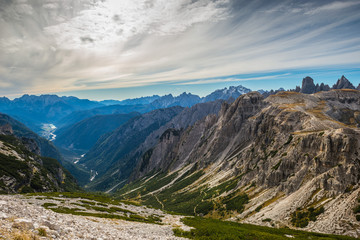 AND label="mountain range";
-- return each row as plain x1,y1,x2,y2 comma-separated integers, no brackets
0,85,252,136
0,75,360,237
